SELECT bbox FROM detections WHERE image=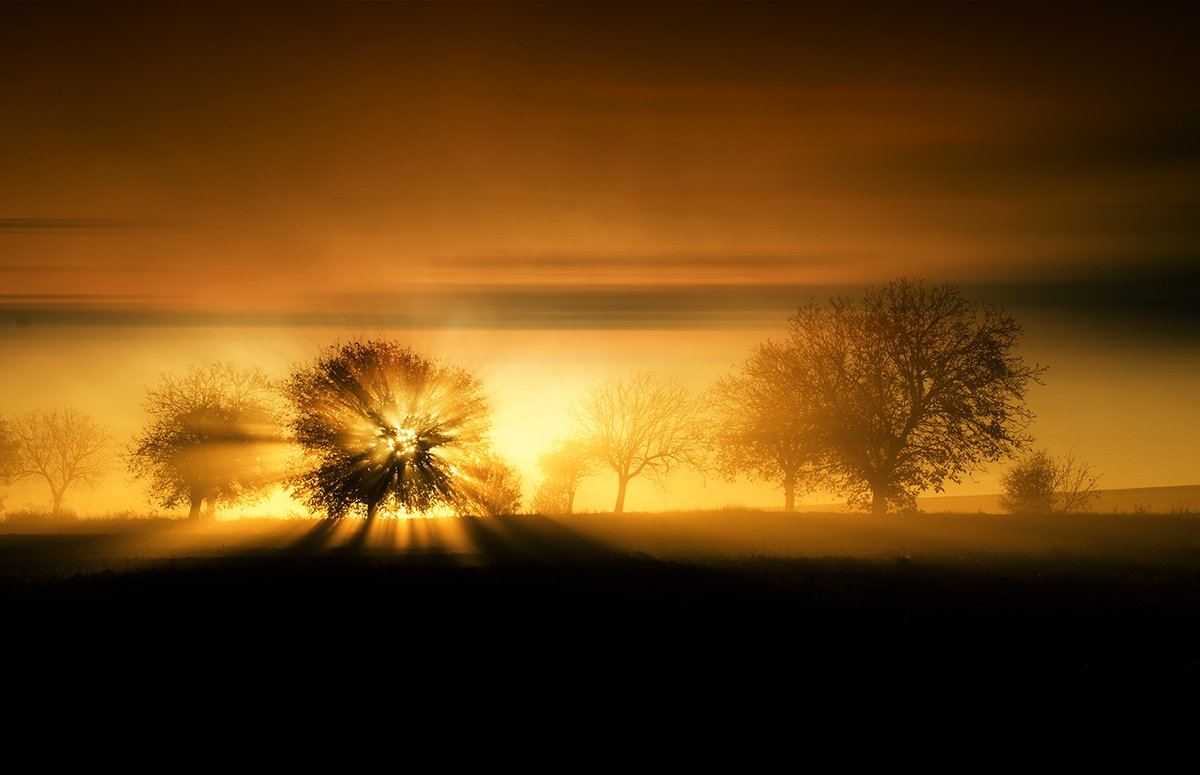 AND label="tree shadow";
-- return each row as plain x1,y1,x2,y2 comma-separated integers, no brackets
457,513,619,564
289,517,344,553
339,517,375,554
